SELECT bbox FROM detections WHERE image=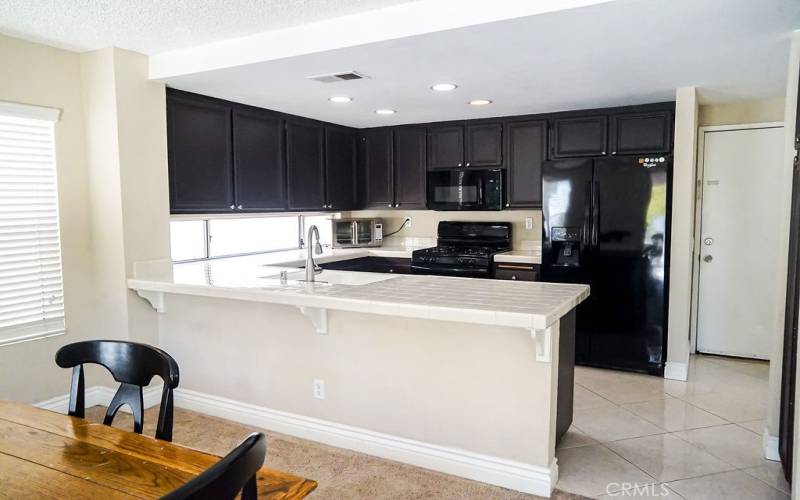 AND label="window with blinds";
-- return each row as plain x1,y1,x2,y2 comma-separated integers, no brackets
0,105,65,345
